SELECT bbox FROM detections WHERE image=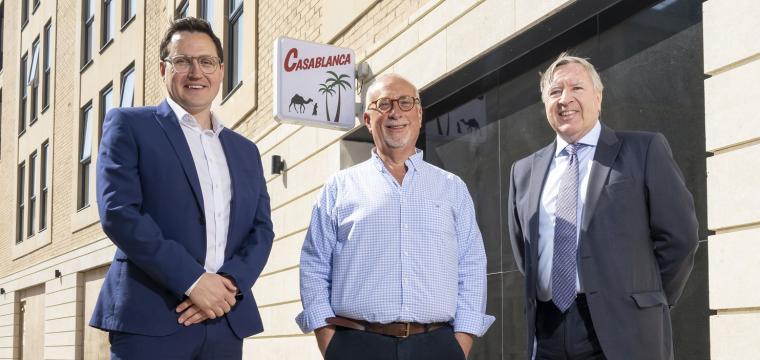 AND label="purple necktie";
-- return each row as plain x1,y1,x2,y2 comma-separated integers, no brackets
552,143,582,312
